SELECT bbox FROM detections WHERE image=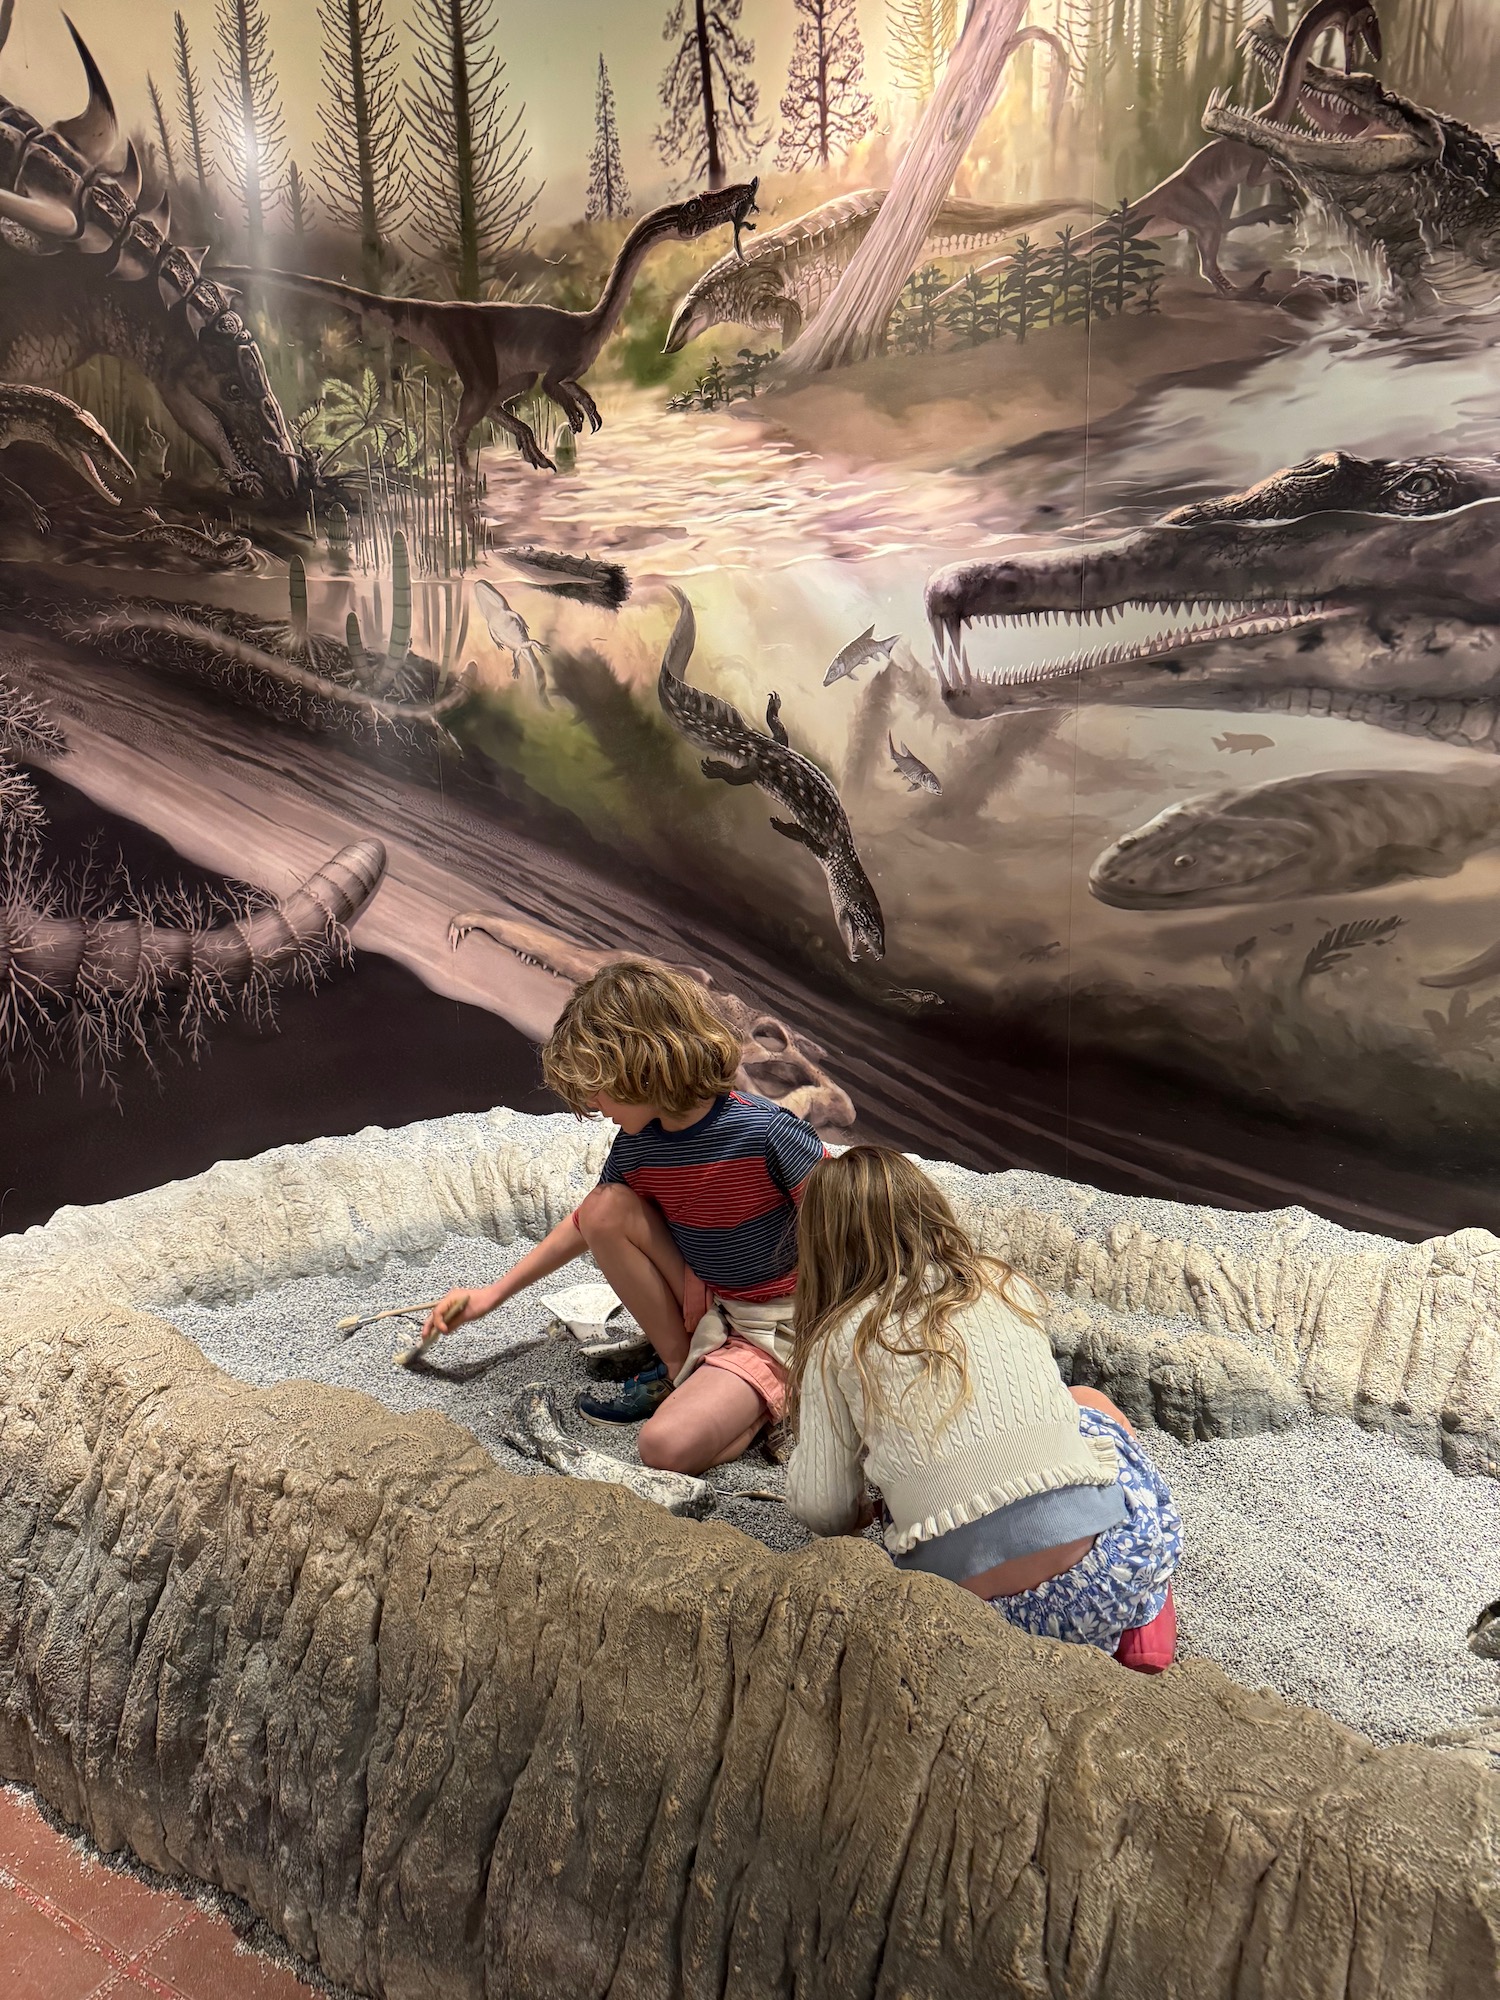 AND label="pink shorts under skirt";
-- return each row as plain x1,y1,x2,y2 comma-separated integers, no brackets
699,1334,788,1420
